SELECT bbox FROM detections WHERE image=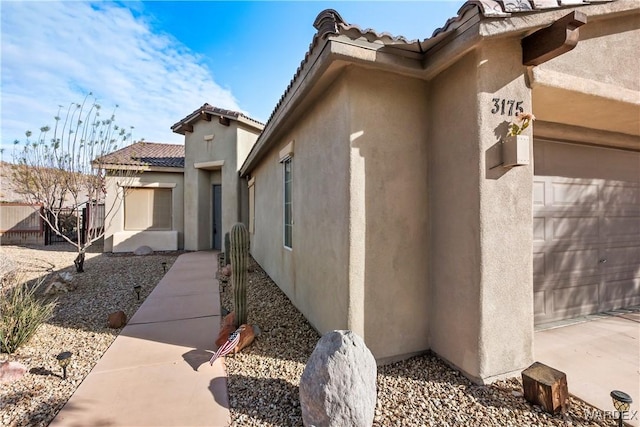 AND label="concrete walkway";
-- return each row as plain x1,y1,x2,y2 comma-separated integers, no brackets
535,308,640,427
50,251,229,427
